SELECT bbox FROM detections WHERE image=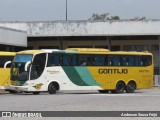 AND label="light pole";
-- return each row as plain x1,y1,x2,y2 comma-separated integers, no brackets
66,0,68,20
